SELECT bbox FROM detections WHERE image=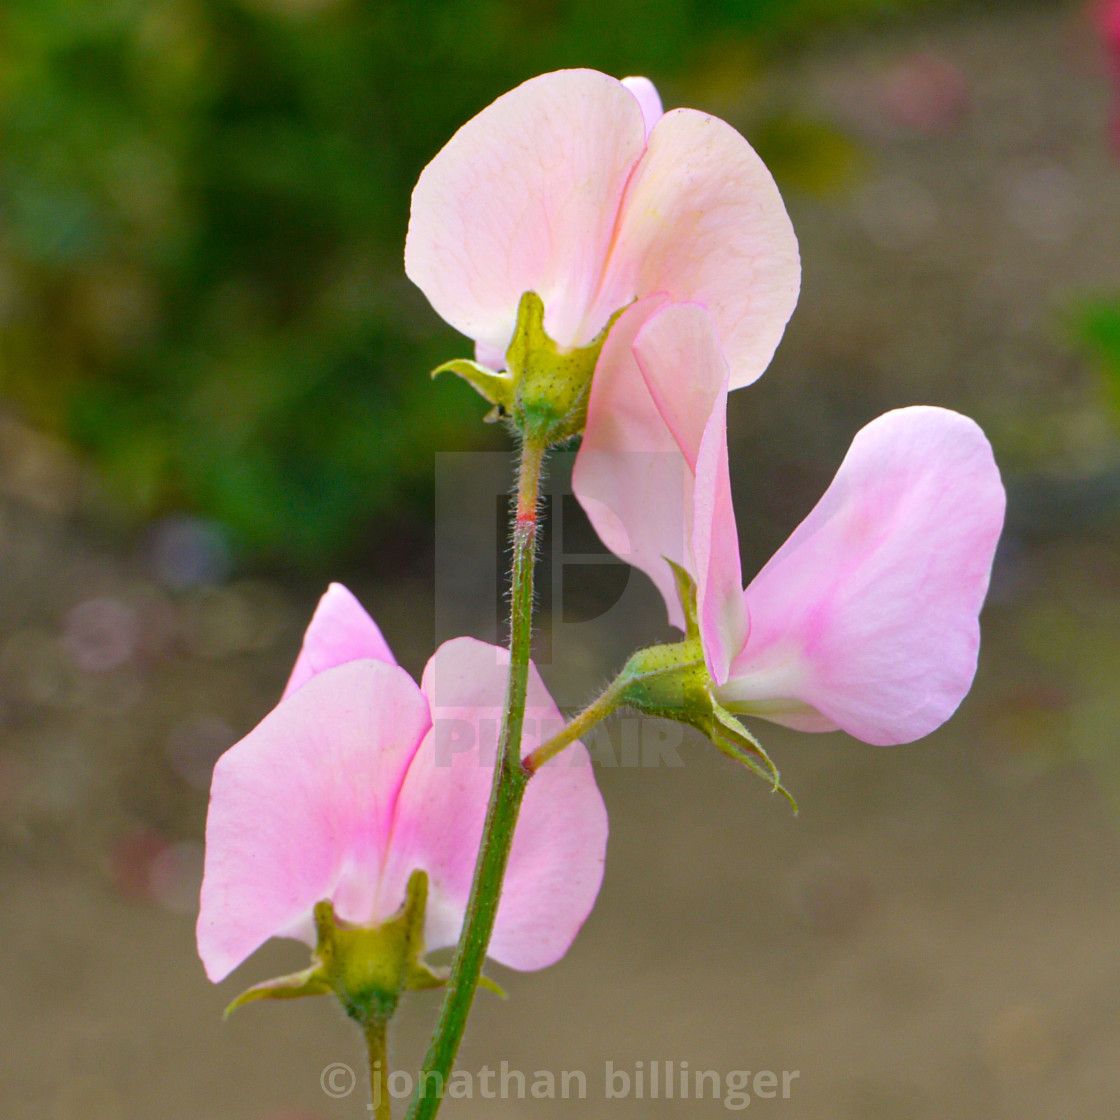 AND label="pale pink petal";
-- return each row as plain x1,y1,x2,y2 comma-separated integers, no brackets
719,407,1006,745
197,660,431,982
474,338,509,372
575,300,747,650
281,583,395,700
405,70,647,357
1101,0,1120,50
592,109,800,391
694,407,747,684
633,303,723,473
572,296,688,630
631,303,746,676
379,638,608,971
621,76,664,138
